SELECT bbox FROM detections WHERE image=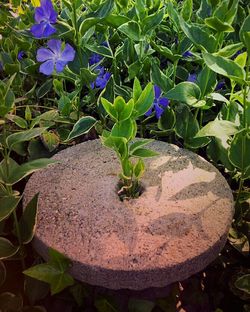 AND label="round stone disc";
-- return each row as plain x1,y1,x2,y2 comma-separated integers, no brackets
23,139,234,290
